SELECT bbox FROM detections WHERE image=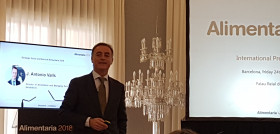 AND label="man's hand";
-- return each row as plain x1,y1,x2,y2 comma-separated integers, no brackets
89,117,108,131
